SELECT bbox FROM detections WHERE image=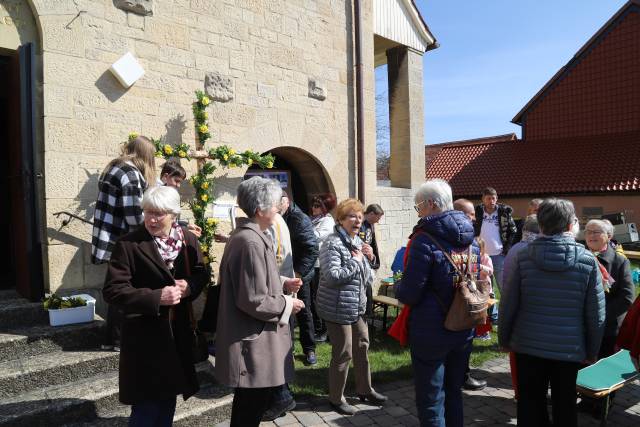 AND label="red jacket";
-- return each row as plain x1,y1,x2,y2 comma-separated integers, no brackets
617,296,640,358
